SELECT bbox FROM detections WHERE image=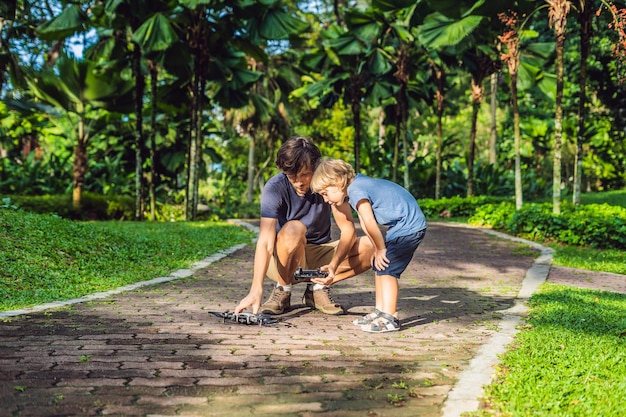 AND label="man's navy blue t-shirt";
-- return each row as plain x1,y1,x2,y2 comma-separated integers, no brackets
260,173,332,244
